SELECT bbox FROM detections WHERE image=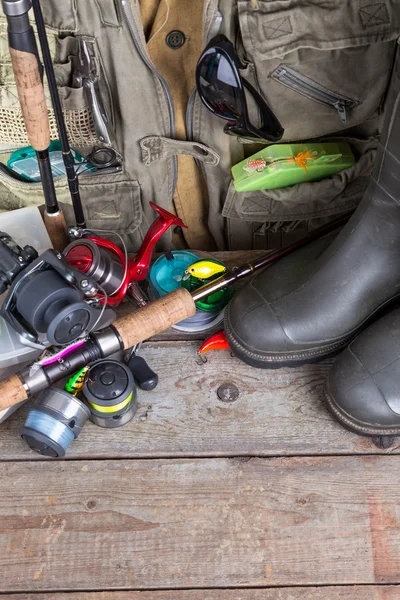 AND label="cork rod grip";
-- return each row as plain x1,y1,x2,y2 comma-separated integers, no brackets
43,210,69,252
114,287,197,349
10,48,50,152
0,374,28,412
